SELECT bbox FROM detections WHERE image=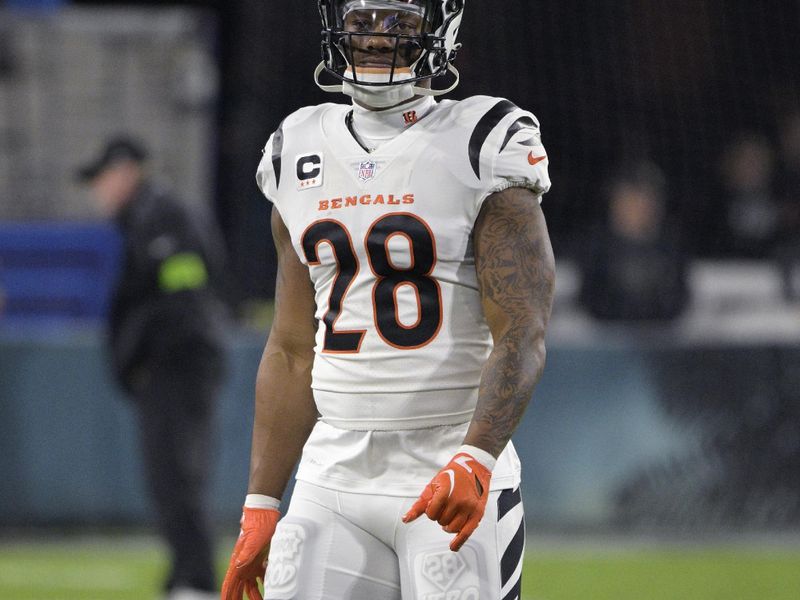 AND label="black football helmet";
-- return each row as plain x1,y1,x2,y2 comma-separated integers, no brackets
316,0,464,91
